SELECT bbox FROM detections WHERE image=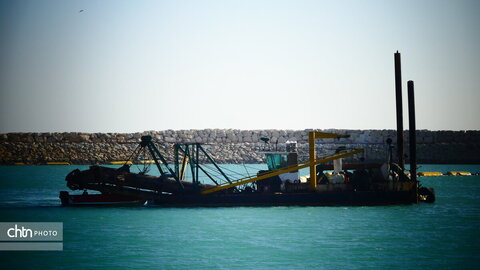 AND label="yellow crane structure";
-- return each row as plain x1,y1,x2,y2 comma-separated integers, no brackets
201,132,361,195
308,132,351,190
